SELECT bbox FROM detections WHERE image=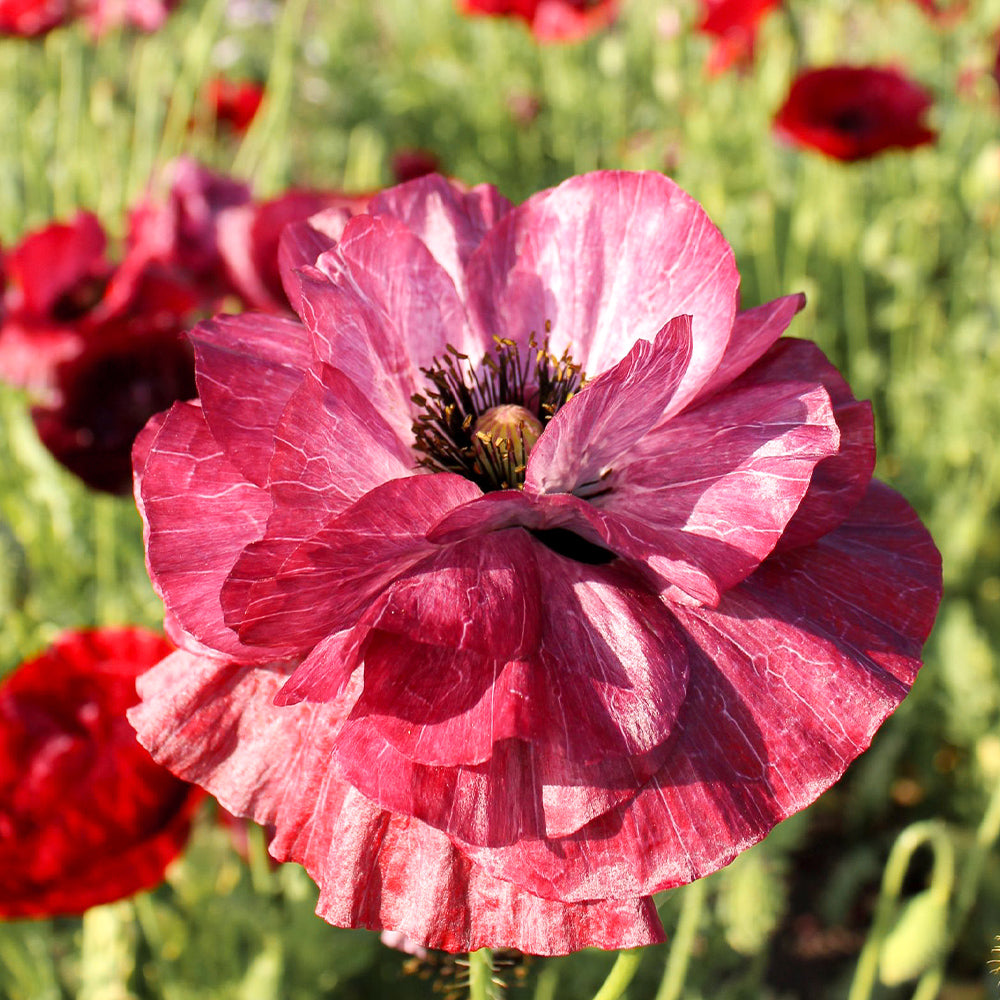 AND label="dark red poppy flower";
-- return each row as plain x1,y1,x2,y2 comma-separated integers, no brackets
126,158,252,301
0,628,203,919
457,0,618,42
205,77,266,134
774,66,937,162
0,0,69,35
391,149,441,185
130,172,941,954
697,0,781,75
